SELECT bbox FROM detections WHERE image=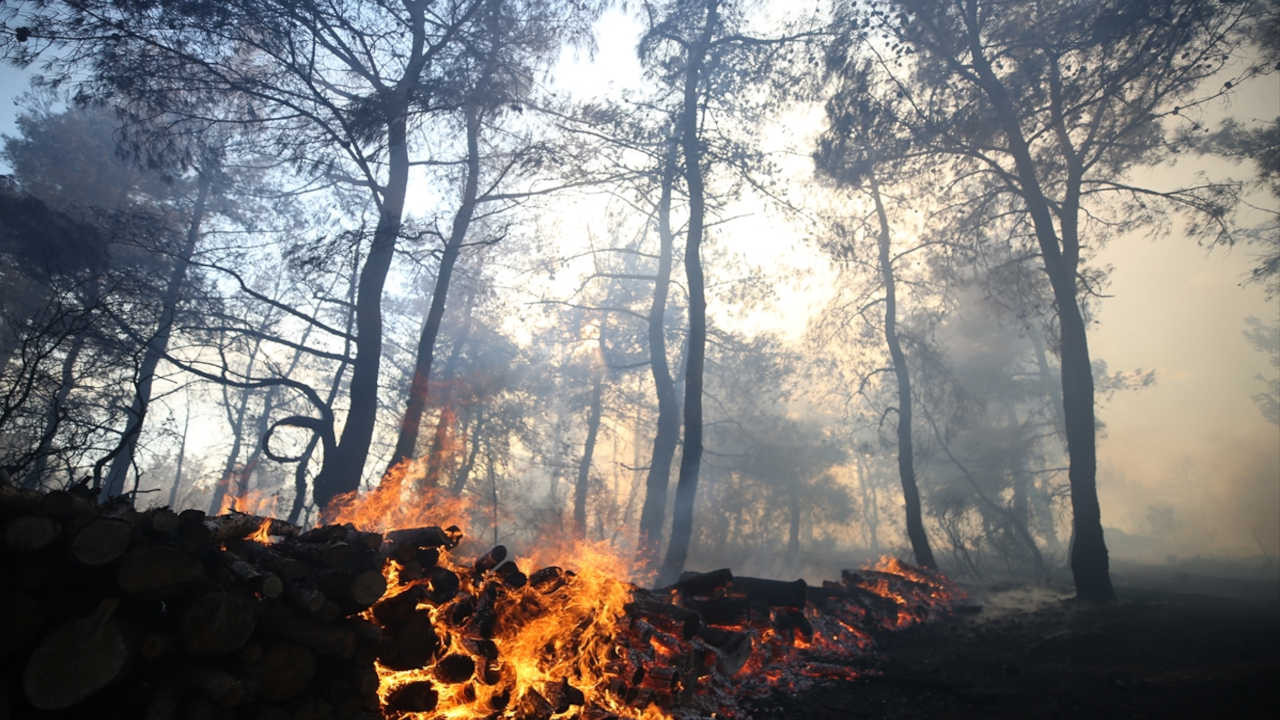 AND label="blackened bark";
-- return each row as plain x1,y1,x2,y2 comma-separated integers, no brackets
869,171,935,569
312,113,411,511
386,106,482,475
657,0,716,587
637,141,681,568
288,248,360,524
100,168,211,500
962,8,1113,600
